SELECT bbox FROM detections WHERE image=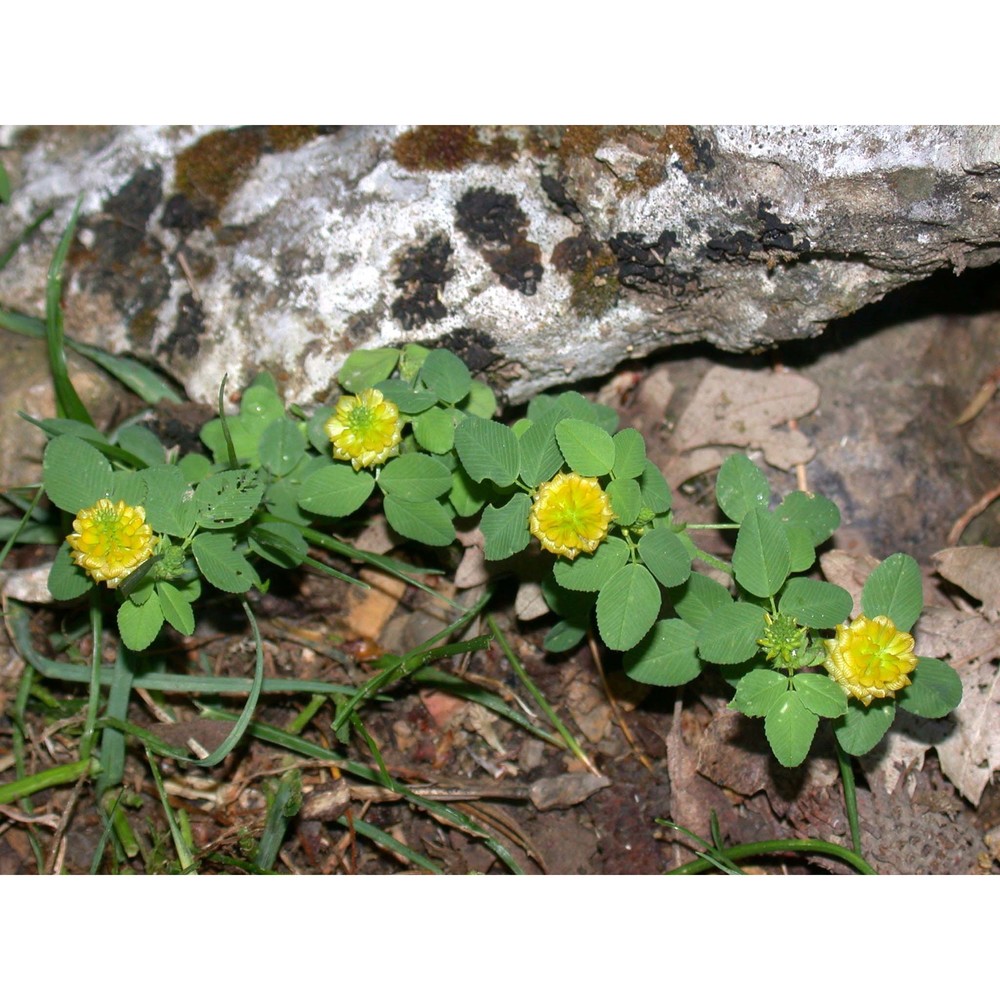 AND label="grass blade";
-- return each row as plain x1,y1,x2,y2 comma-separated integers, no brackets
0,206,54,272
